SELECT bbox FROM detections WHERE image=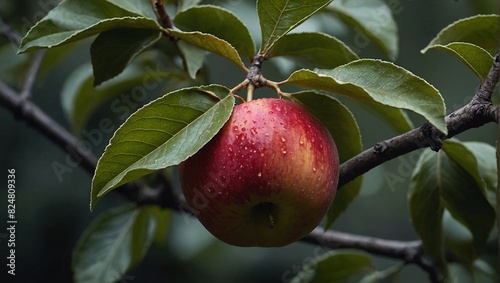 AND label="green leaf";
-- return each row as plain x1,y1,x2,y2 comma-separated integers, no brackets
328,0,398,61
61,60,176,135
18,0,161,53
257,0,333,54
173,5,255,61
105,0,157,18
289,92,363,228
90,28,162,86
91,85,235,210
359,101,414,134
421,42,494,82
143,206,171,247
464,142,497,207
290,250,373,283
169,30,247,71
267,32,359,69
283,59,445,134
177,40,207,79
72,205,155,283
442,140,487,194
408,150,446,269
358,264,404,283
441,141,496,253
409,145,496,266
422,14,499,53
442,209,476,265
176,0,203,12
473,259,498,283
